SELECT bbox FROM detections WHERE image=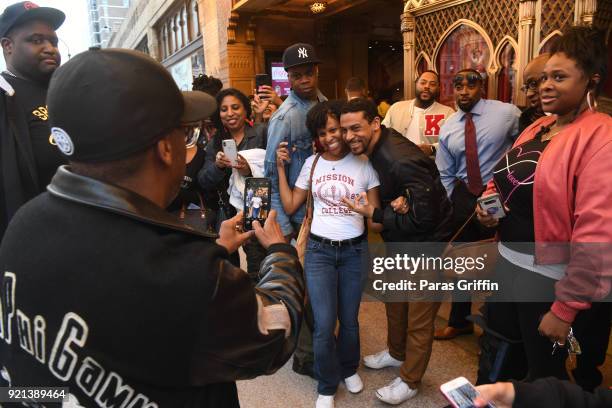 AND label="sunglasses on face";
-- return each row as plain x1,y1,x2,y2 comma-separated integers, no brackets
520,79,540,93
453,73,482,86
